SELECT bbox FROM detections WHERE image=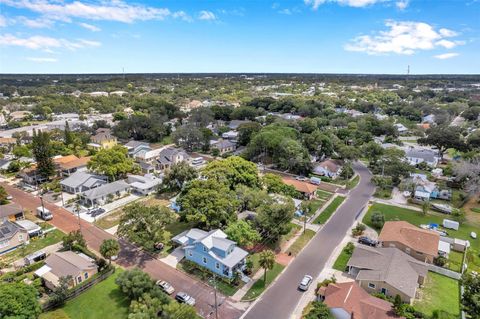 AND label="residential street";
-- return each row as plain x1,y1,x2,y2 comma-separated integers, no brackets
1,182,244,319
242,162,375,319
